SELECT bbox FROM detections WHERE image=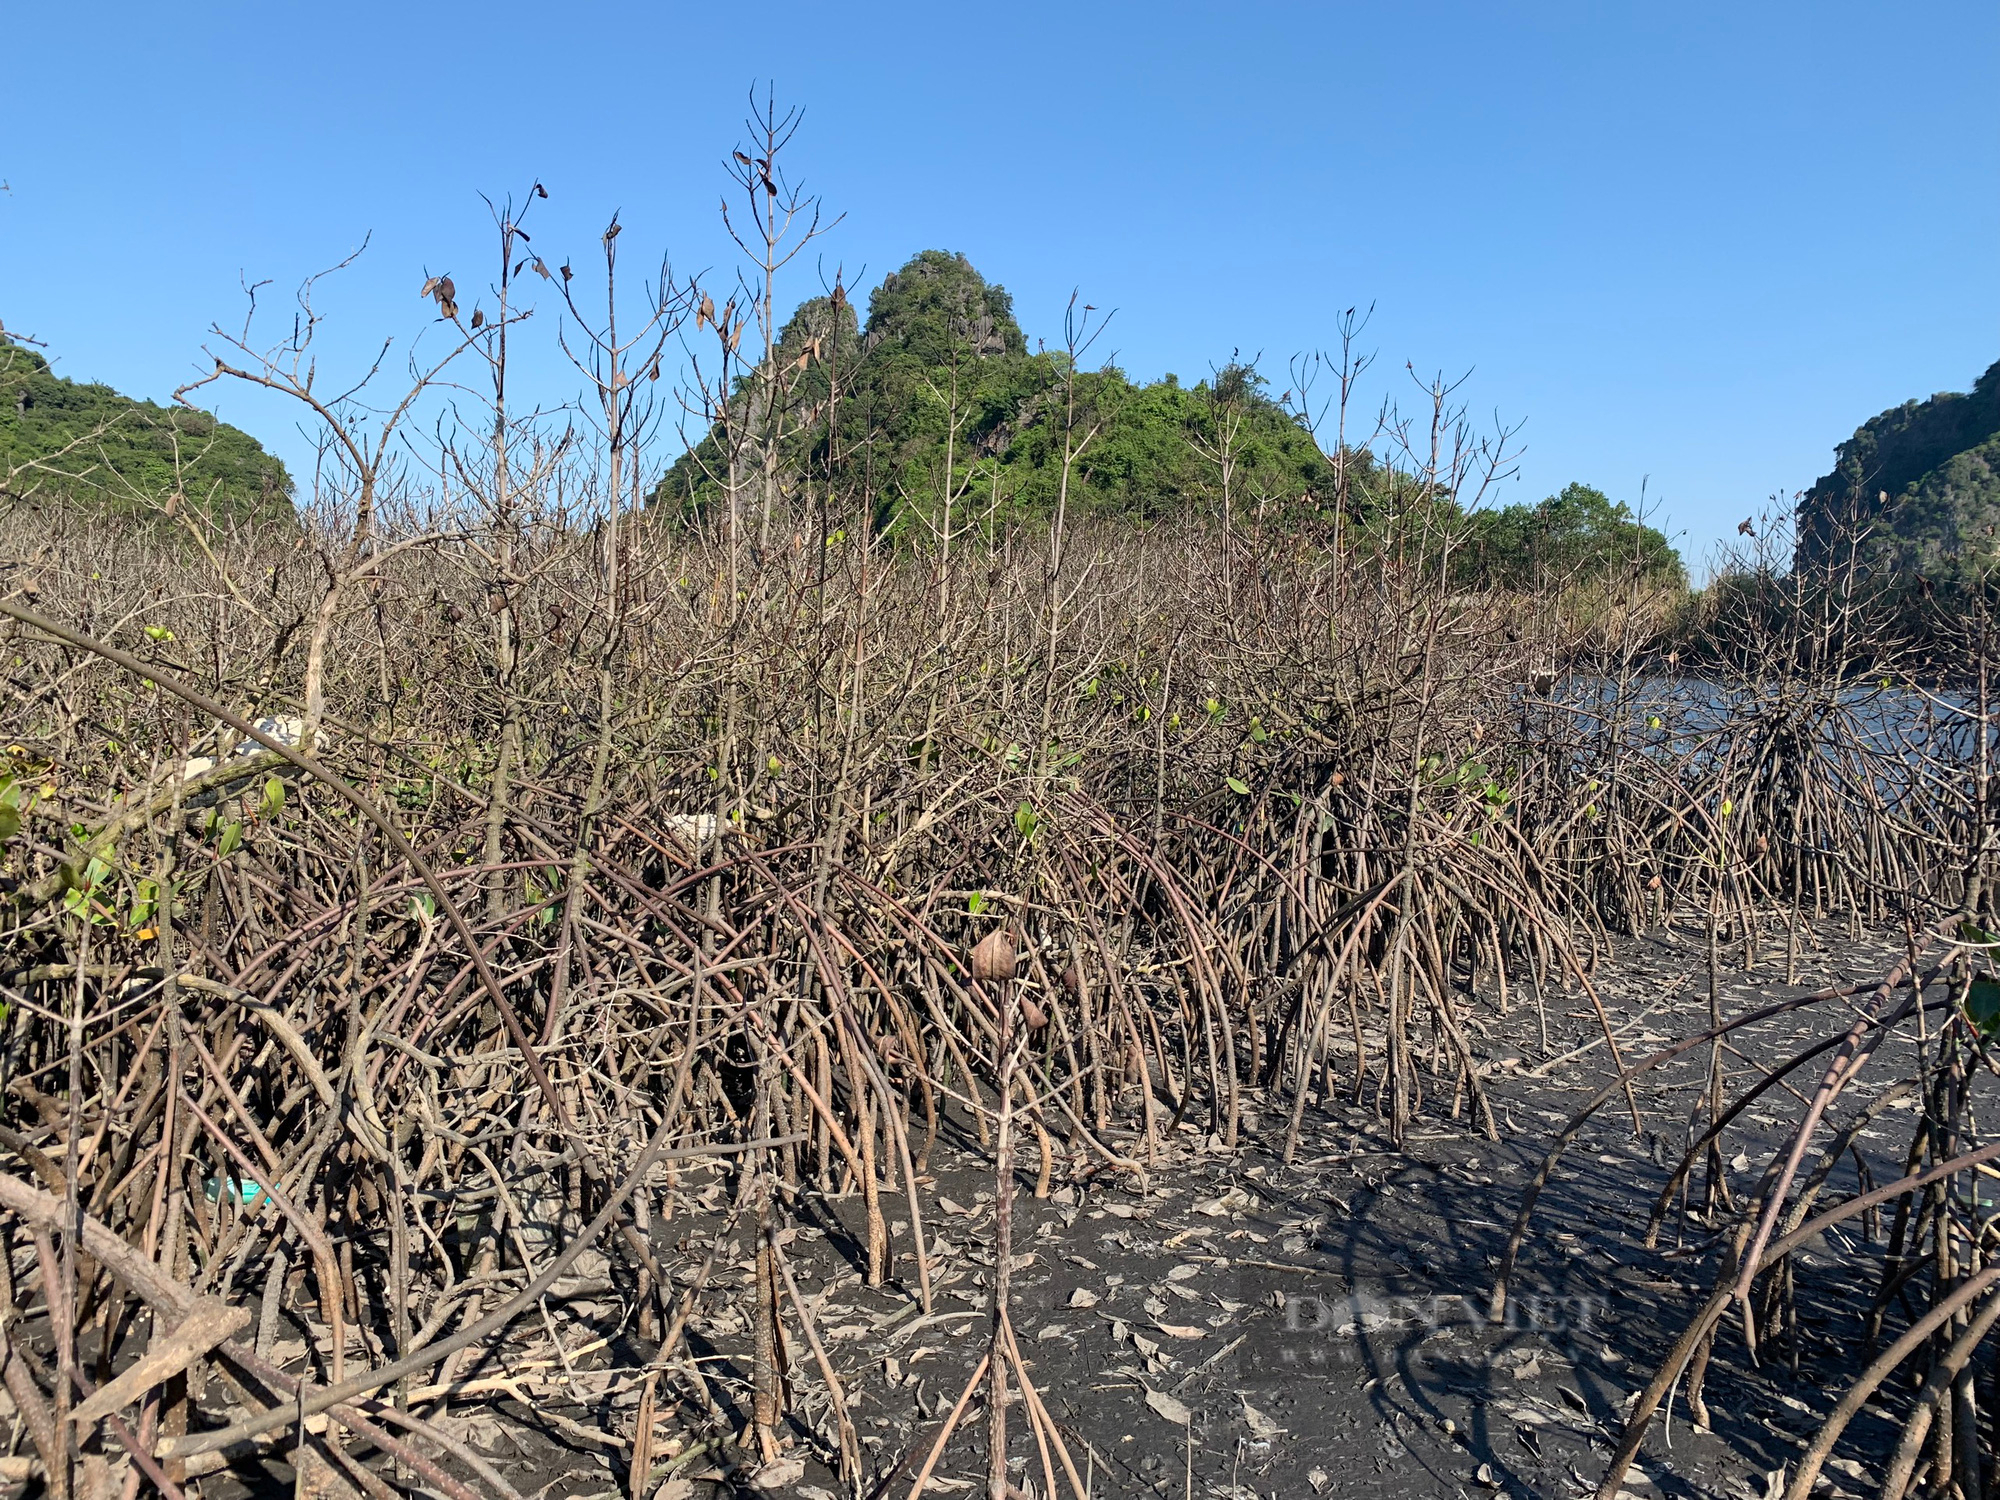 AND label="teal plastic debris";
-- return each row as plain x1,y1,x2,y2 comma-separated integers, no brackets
202,1176,265,1207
